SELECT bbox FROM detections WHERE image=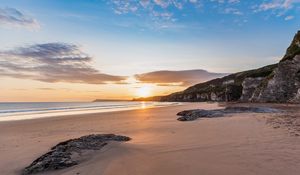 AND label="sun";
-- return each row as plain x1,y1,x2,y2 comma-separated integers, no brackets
136,86,152,98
